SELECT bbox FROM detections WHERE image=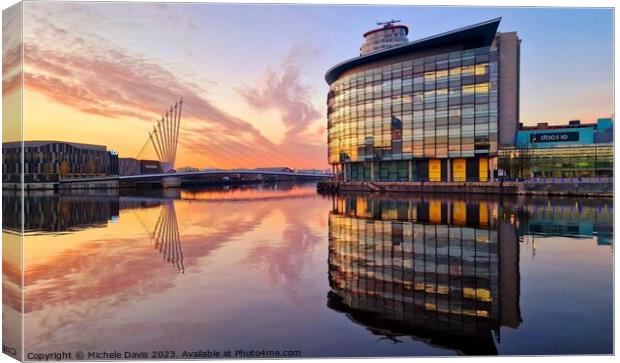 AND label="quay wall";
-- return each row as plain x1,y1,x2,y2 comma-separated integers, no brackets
59,180,119,190
317,180,613,197
3,183,58,191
